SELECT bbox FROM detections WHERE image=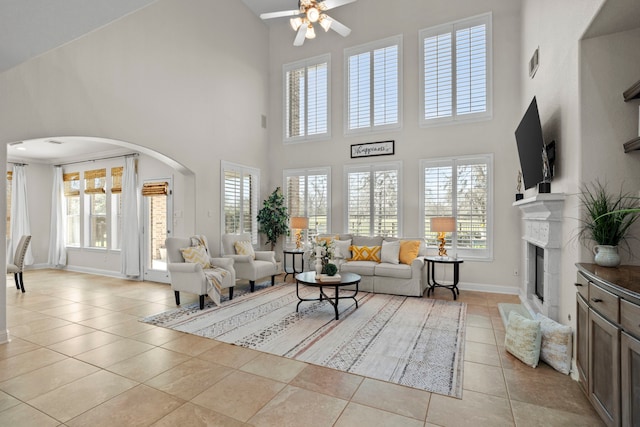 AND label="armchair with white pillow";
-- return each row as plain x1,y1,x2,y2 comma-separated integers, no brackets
165,236,236,309
221,233,278,292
